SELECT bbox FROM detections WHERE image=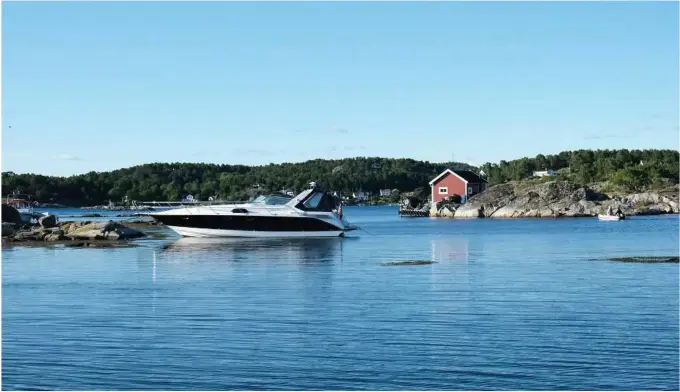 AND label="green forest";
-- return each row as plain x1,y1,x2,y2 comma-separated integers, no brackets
480,149,678,192
1,158,475,206
2,149,678,206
